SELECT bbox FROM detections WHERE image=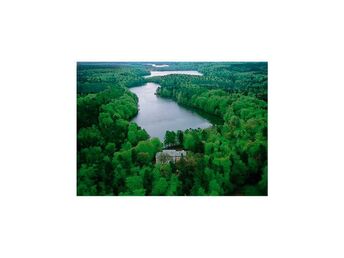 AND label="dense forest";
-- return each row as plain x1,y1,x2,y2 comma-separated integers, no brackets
77,62,267,196
77,63,149,94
